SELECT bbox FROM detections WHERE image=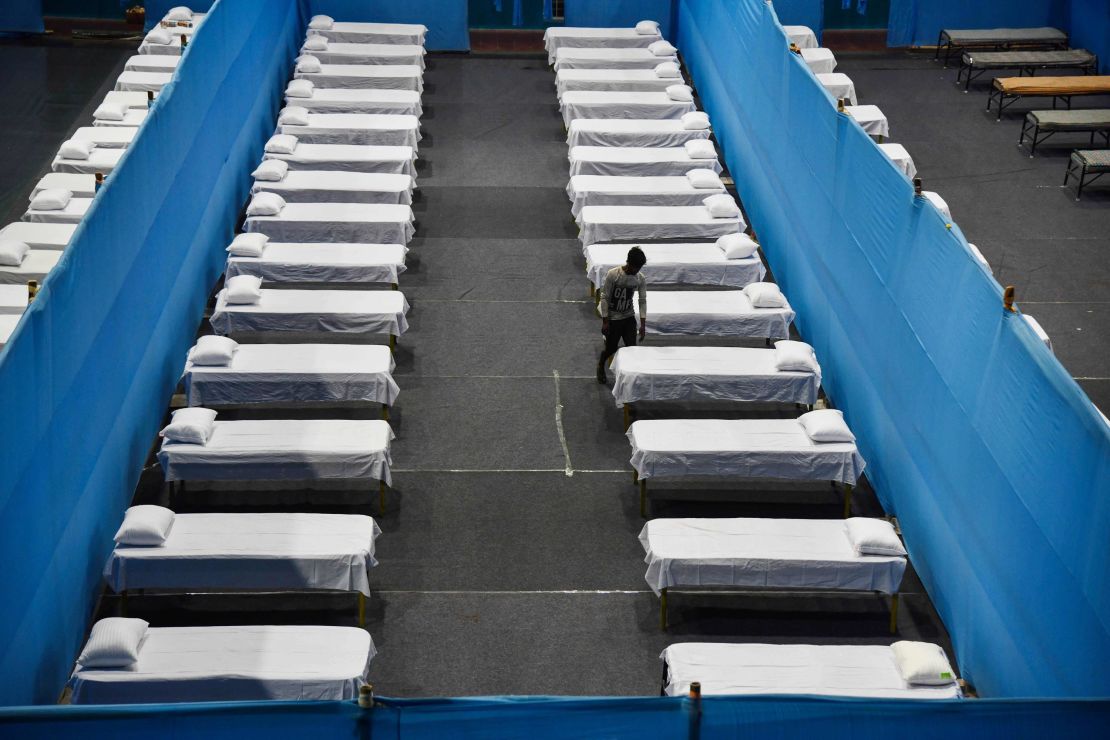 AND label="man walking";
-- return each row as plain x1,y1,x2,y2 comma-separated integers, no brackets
596,246,647,384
